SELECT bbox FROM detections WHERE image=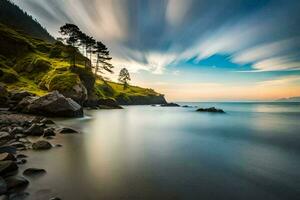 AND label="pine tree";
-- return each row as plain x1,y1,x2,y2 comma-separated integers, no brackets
118,68,131,89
